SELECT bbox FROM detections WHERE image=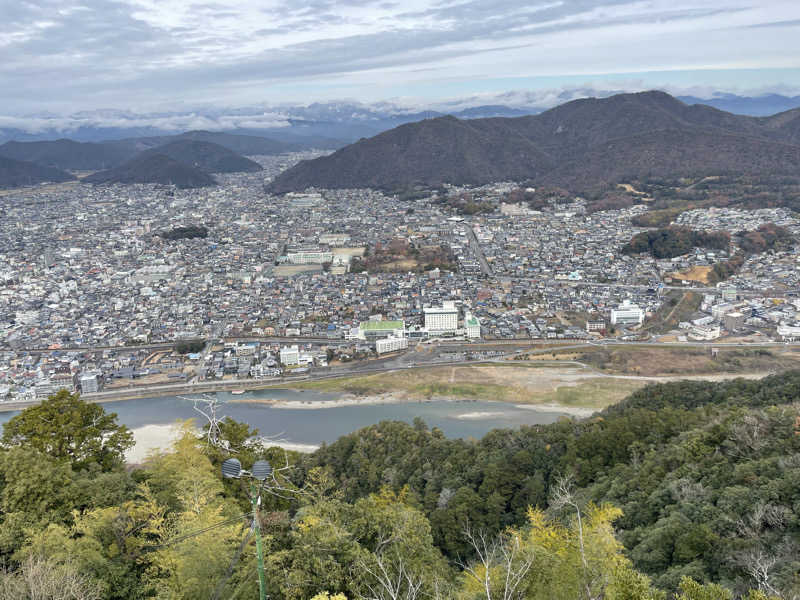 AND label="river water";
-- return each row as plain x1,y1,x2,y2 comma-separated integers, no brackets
0,388,573,451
